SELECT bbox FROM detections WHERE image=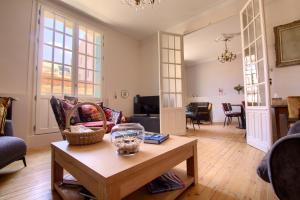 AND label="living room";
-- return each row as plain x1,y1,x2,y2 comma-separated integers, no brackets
1,0,300,199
